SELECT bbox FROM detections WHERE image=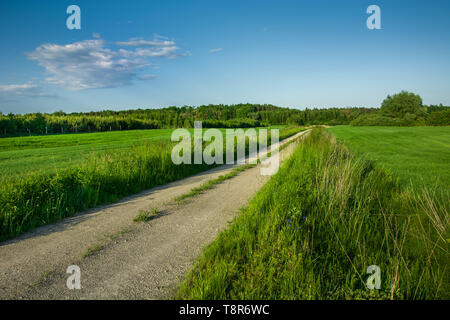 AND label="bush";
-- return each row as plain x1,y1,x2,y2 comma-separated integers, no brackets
427,109,450,126
380,91,425,118
350,114,415,126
